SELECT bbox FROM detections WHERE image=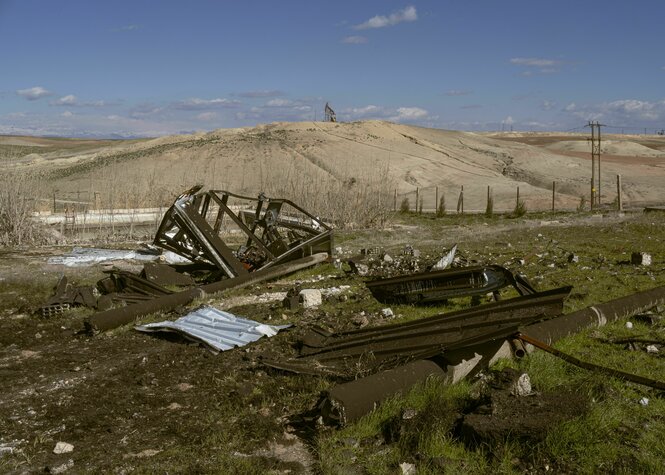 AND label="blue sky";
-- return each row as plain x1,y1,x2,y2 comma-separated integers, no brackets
1,1,664,137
